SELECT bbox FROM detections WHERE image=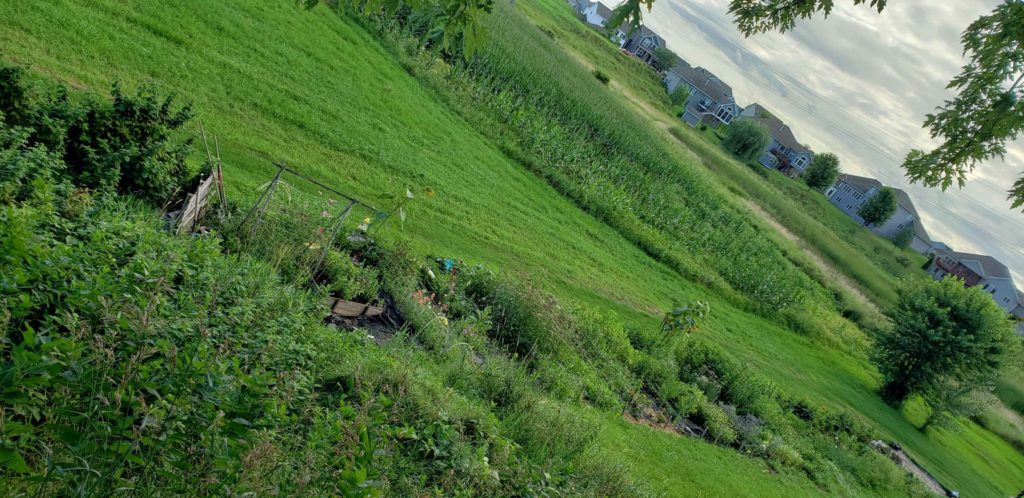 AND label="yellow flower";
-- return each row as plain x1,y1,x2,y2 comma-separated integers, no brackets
363,217,372,225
